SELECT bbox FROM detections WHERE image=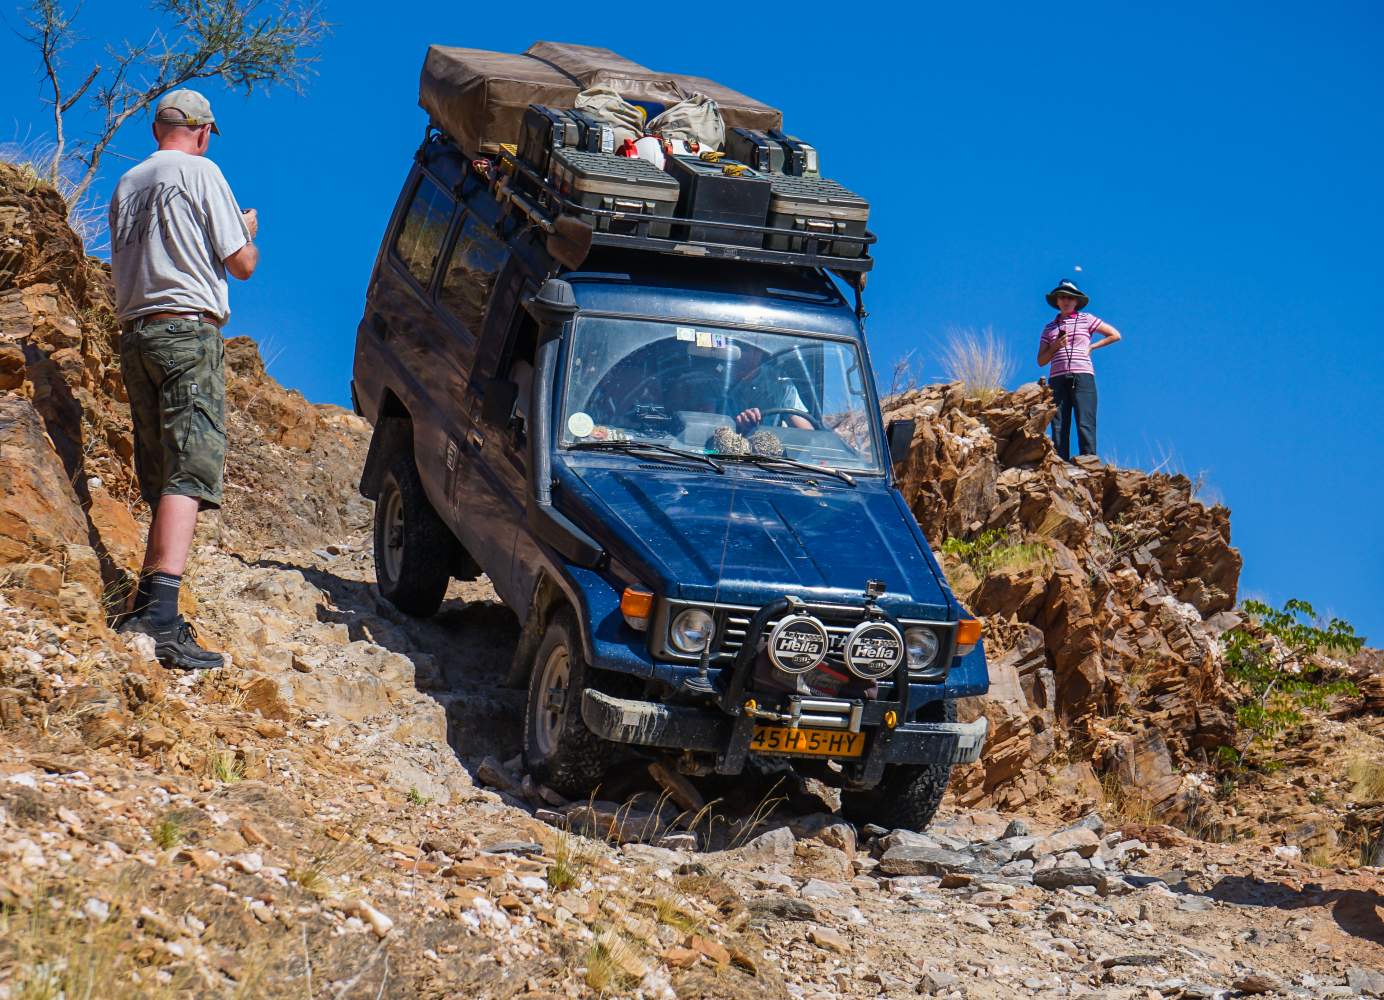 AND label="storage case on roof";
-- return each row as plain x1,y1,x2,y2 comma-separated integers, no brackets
666,155,773,248
766,175,871,258
548,148,681,238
